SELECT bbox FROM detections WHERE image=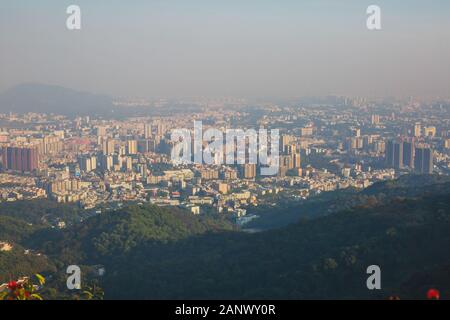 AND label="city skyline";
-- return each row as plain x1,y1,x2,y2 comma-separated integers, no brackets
1,1,450,304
